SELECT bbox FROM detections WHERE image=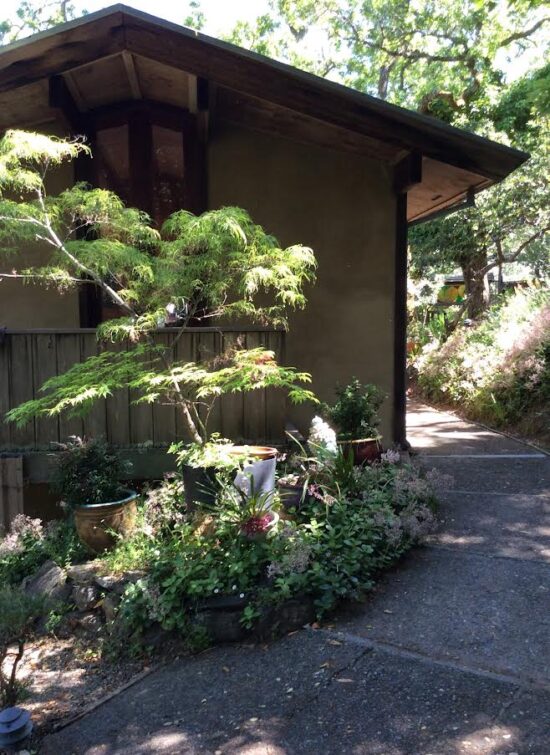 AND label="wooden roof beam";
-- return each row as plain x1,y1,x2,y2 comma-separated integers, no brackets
49,74,87,134
121,51,142,99
393,151,422,194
